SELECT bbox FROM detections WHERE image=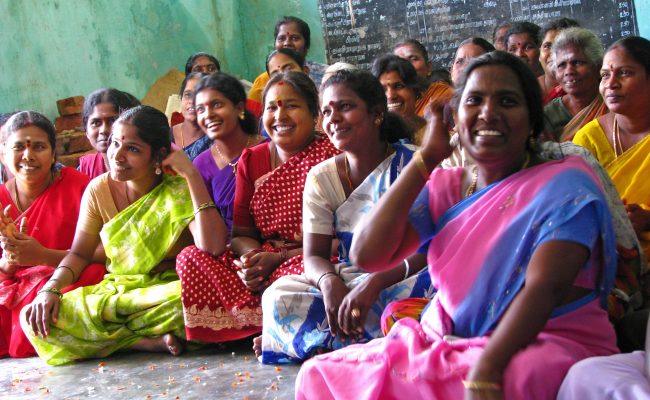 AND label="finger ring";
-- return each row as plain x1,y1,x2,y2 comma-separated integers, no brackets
7,253,14,260
351,308,361,318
